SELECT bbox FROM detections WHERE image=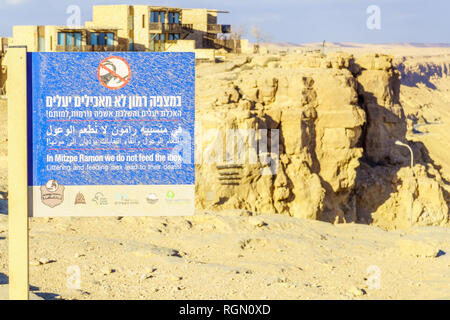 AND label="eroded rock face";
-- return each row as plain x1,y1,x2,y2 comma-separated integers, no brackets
355,54,406,165
354,54,449,229
195,52,449,229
